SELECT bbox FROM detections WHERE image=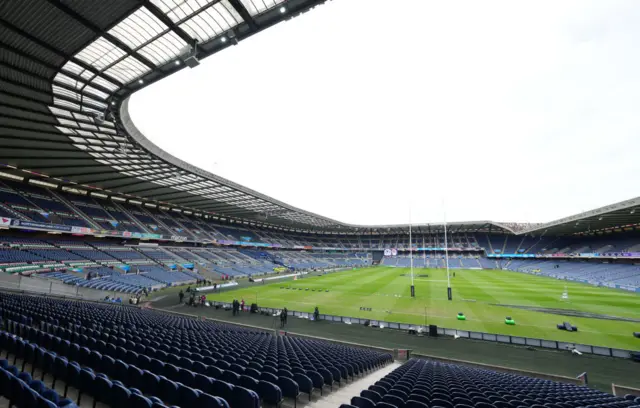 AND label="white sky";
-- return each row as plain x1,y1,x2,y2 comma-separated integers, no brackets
129,0,640,226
